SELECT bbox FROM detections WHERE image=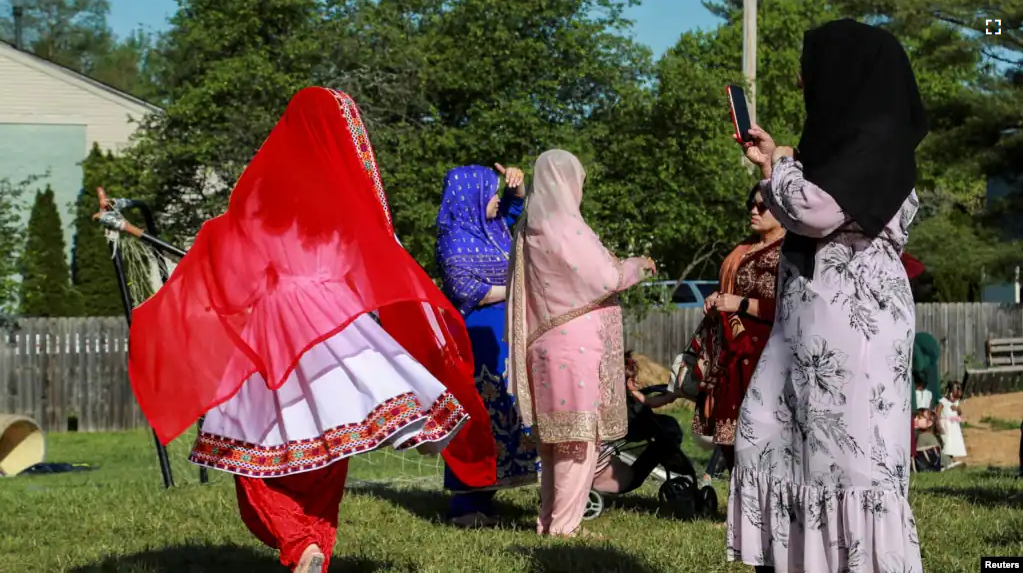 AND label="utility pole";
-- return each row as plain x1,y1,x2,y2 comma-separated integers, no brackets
742,0,757,126
740,0,757,172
